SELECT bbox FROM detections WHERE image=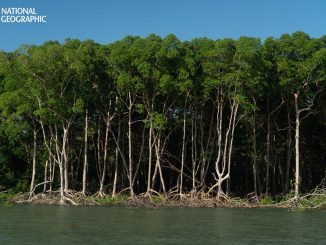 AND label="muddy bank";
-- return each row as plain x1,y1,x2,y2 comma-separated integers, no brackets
7,190,326,210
